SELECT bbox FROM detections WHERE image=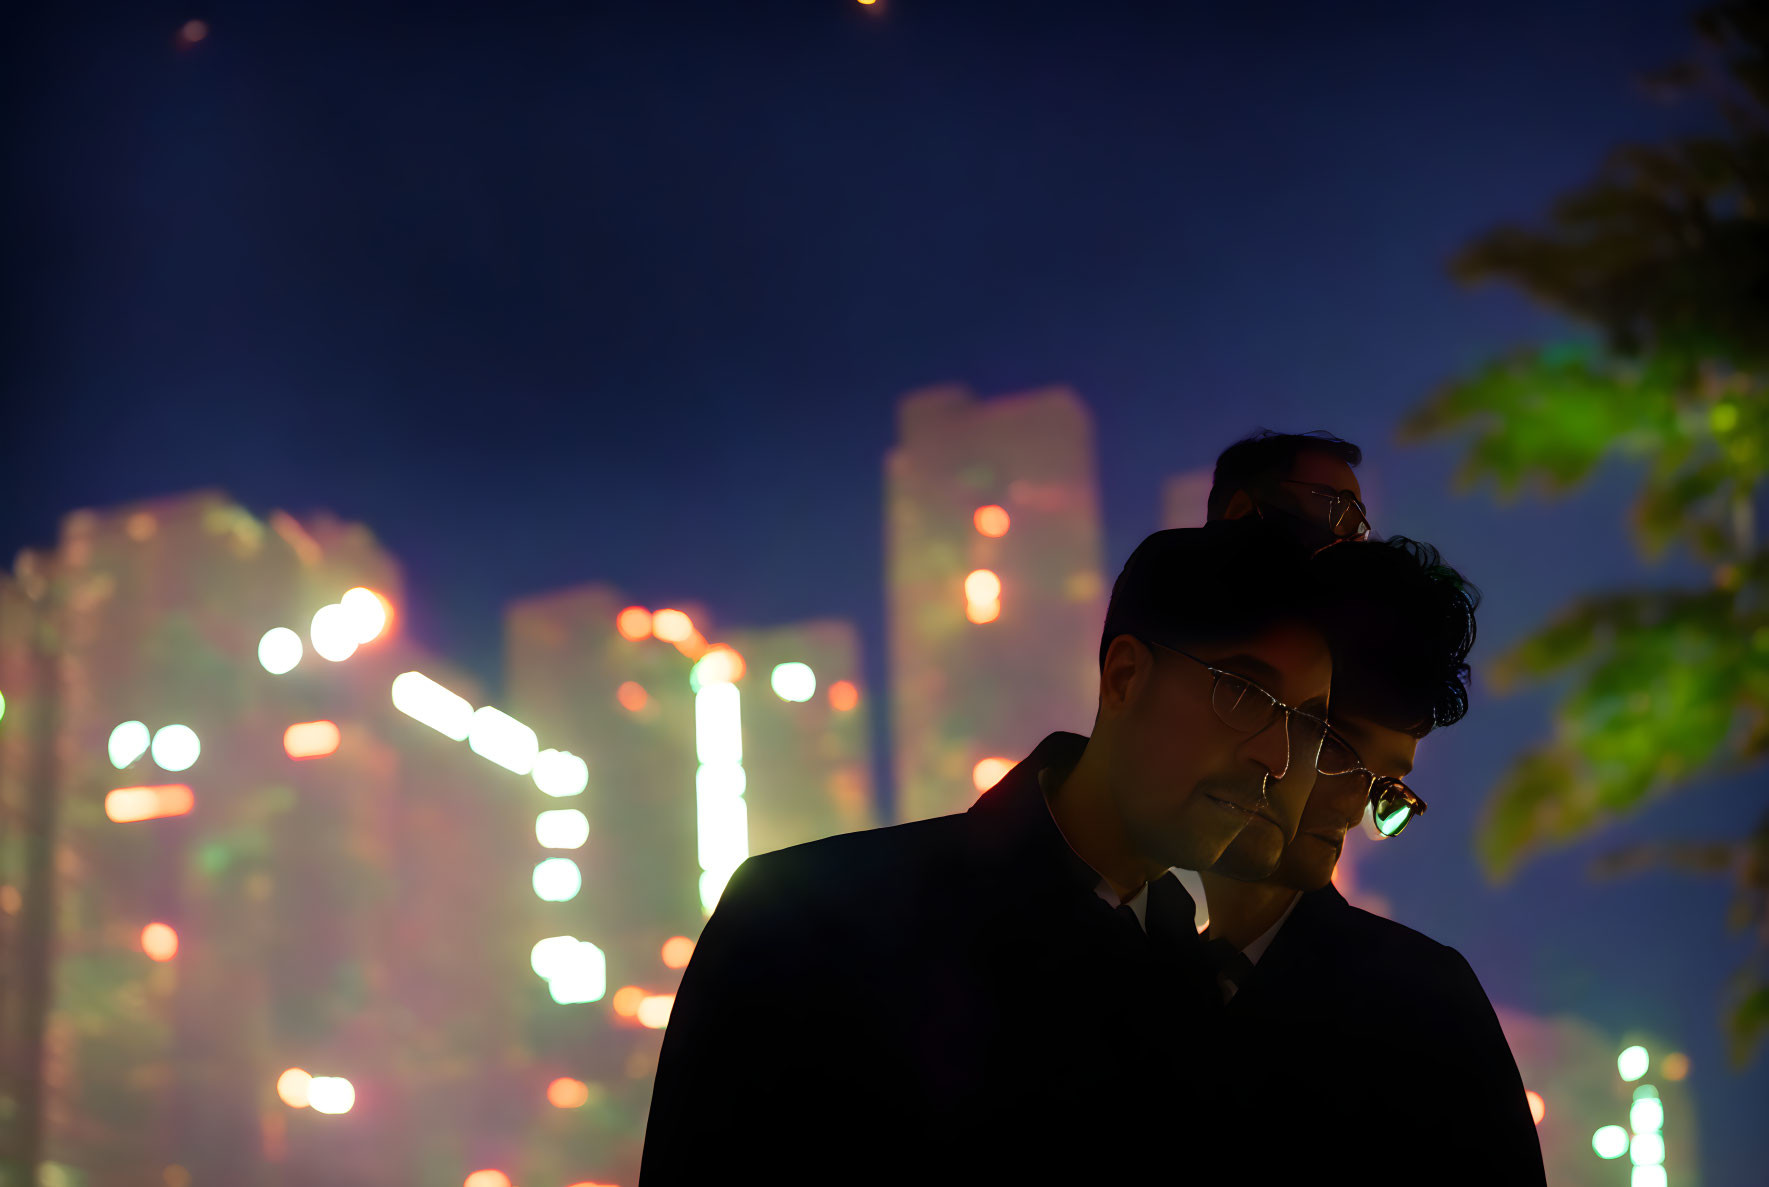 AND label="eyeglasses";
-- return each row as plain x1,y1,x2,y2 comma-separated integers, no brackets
1277,480,1371,541
1151,644,1331,780
1316,731,1428,837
